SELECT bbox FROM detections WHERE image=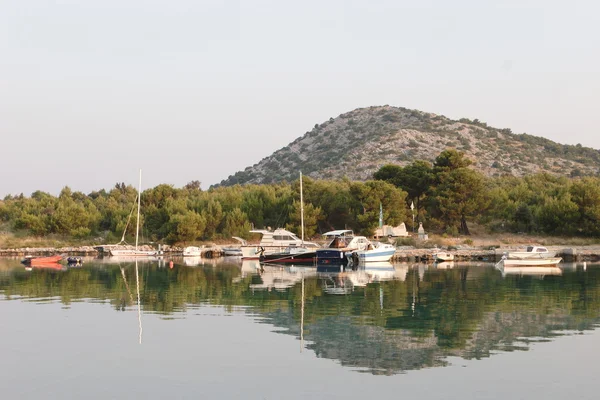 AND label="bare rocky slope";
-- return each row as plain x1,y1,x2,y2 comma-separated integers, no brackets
218,105,600,186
